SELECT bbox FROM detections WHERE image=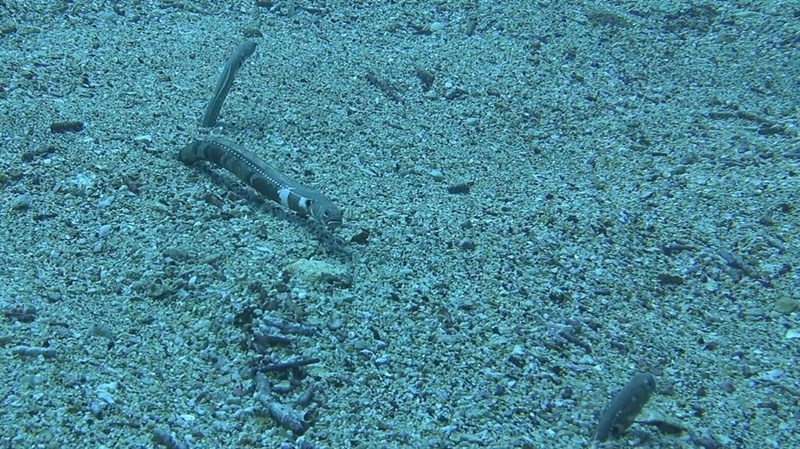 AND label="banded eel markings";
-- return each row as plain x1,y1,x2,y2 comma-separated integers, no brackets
178,137,343,230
